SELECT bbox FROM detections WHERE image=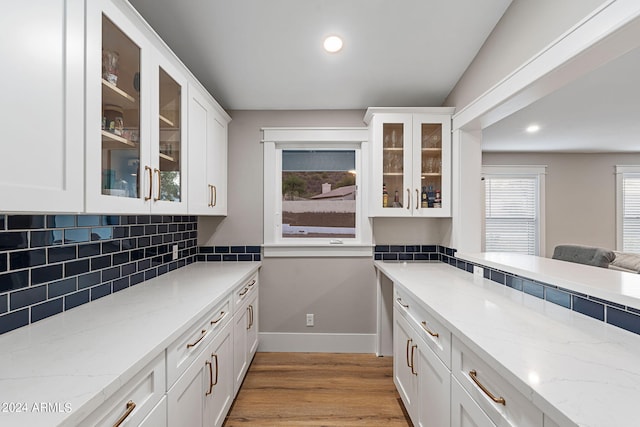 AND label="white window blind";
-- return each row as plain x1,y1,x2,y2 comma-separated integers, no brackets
621,174,640,253
484,174,540,255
